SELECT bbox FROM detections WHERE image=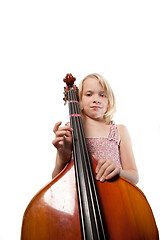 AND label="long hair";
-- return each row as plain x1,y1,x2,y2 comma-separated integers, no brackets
78,73,116,124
